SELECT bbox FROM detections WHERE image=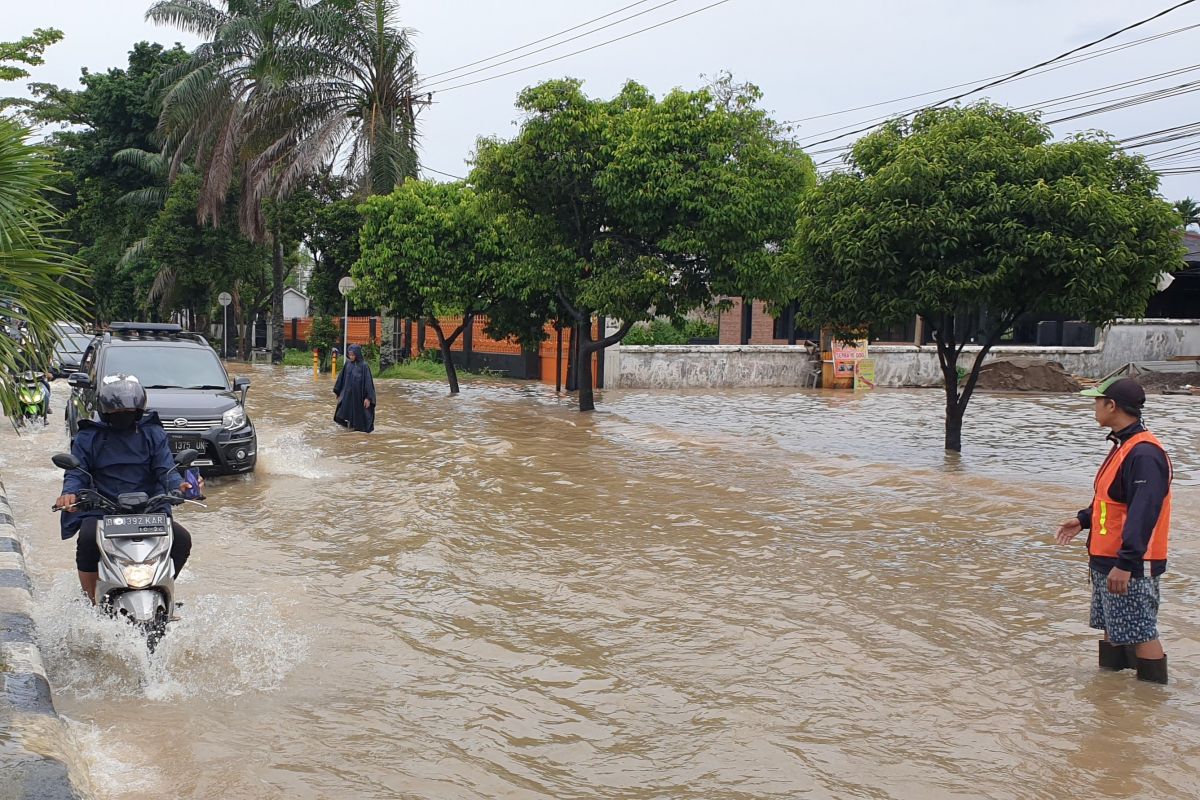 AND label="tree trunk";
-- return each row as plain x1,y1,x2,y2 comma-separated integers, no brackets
428,317,467,395
577,317,596,412
576,317,635,413
930,312,1010,452
271,238,285,364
